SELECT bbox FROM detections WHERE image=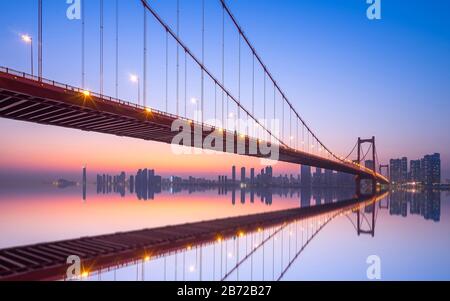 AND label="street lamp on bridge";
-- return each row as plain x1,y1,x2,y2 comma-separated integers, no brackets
21,34,33,76
130,74,140,106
